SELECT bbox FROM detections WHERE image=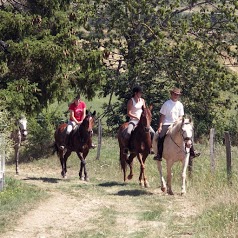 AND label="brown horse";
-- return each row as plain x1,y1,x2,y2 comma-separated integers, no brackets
118,106,152,187
53,111,96,180
10,116,28,175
